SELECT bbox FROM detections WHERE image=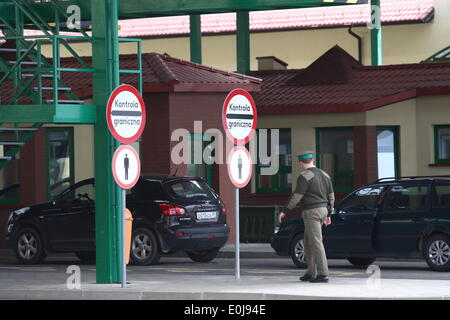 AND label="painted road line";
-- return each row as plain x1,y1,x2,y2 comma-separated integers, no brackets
167,269,208,273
